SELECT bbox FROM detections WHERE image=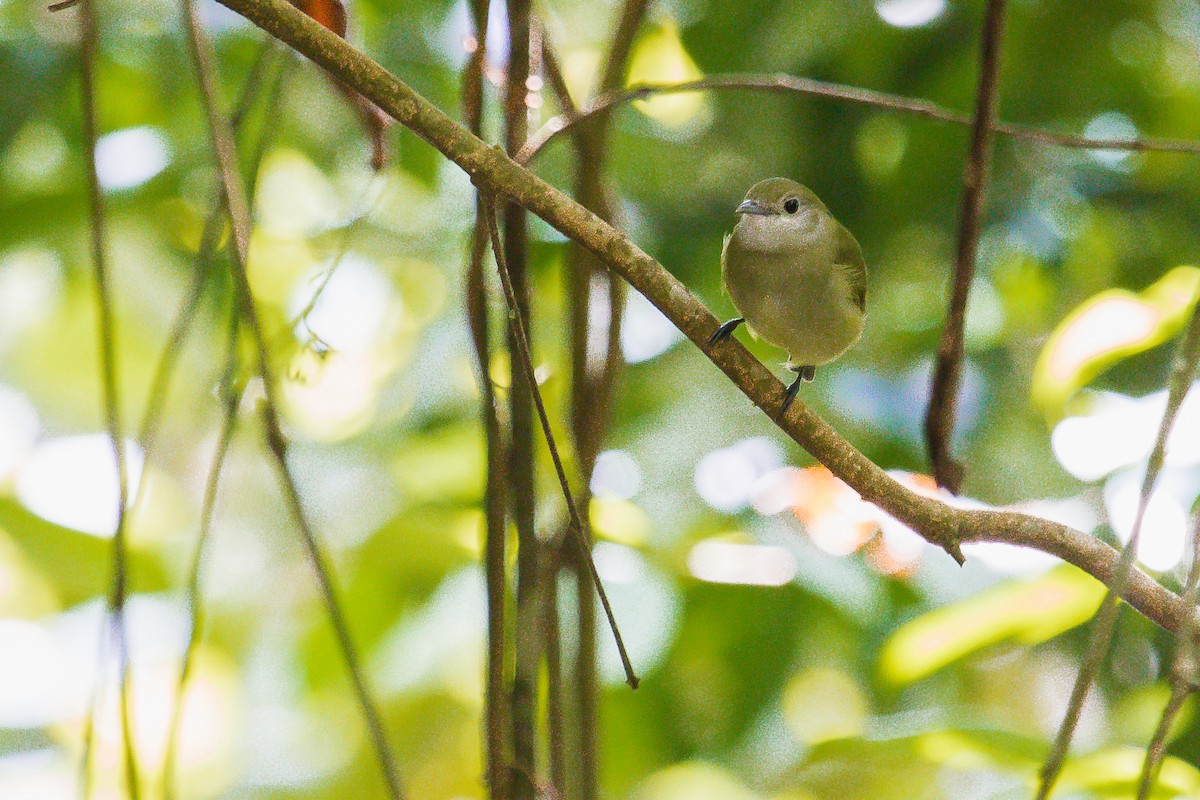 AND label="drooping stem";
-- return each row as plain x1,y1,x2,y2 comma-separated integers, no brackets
924,0,1008,493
